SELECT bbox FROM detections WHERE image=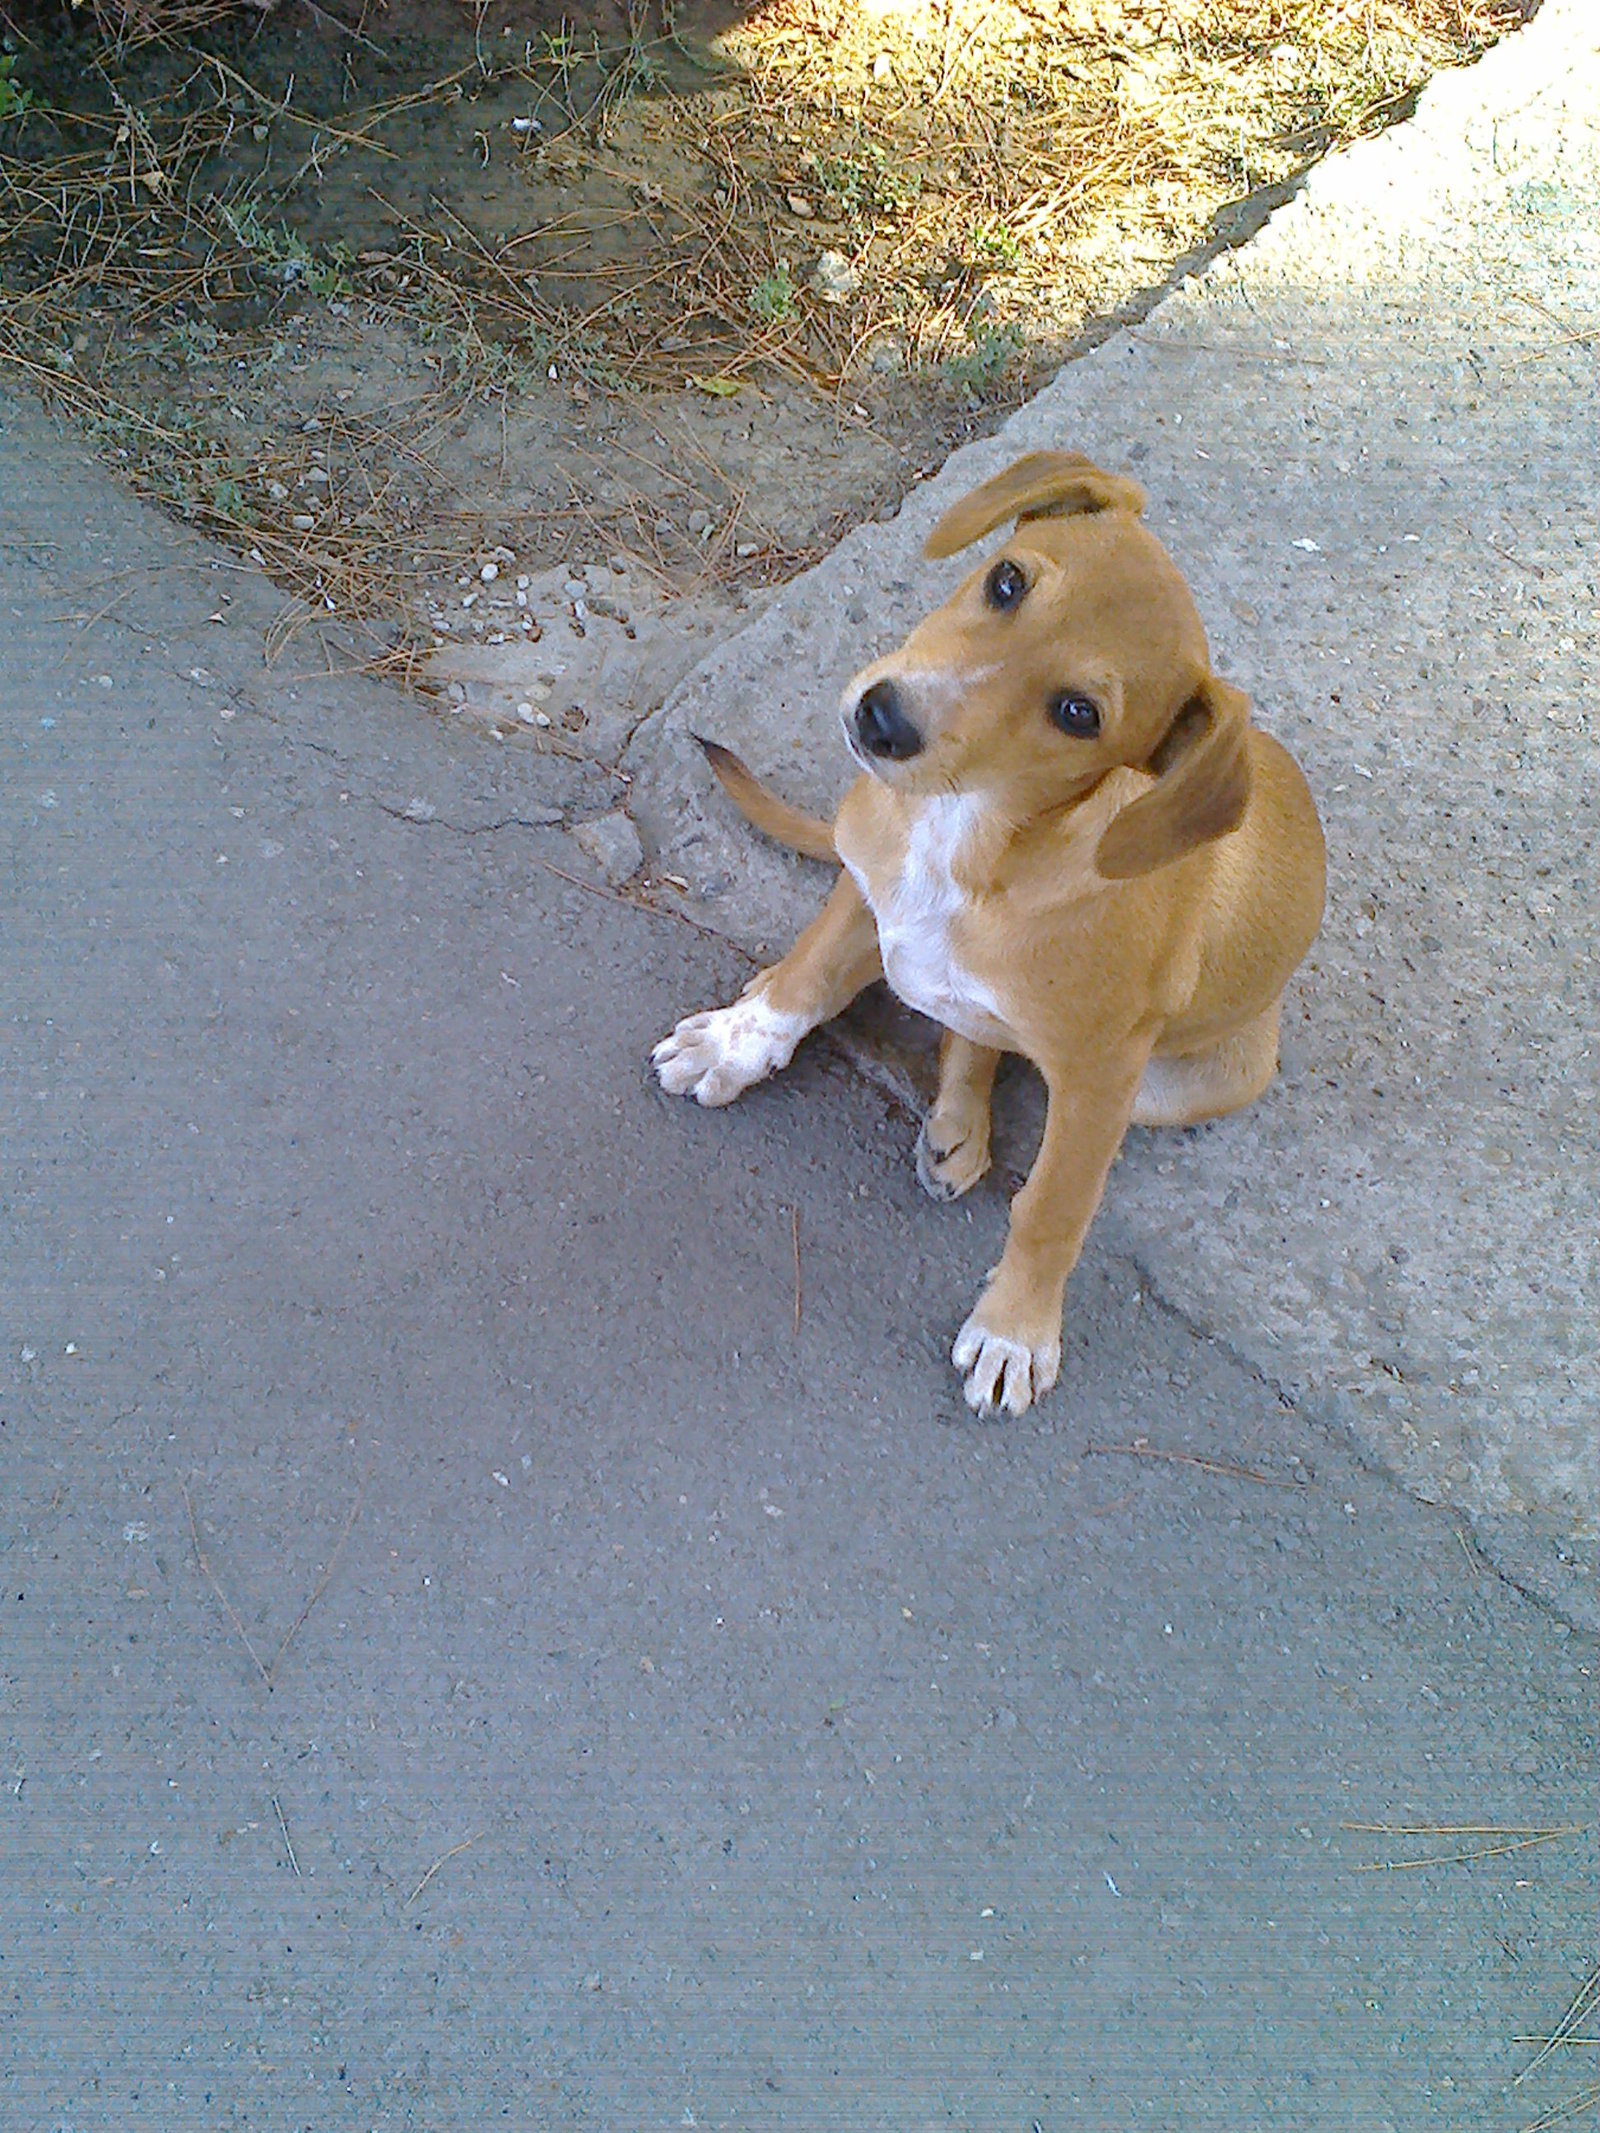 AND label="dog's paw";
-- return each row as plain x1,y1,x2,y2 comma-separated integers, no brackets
914,1120,991,1202
652,989,808,1107
952,1310,1061,1417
